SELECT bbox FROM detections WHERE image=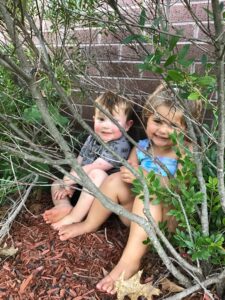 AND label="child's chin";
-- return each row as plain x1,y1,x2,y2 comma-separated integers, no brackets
100,135,113,142
100,136,111,142
154,140,172,147
103,138,113,142
100,133,122,142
